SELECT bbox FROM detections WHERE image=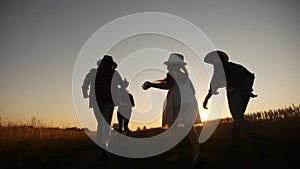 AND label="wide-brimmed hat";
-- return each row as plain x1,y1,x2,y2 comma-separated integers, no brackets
164,53,187,65
204,50,229,64
102,55,118,68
